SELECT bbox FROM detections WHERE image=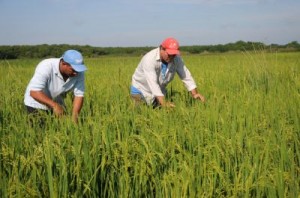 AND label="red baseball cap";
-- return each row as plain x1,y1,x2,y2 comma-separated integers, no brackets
161,37,180,55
